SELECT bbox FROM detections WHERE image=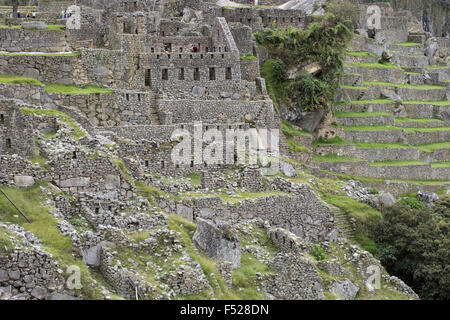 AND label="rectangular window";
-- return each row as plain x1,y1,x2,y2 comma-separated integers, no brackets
162,68,168,80
0,114,4,124
226,67,232,80
194,68,200,81
5,138,11,149
209,67,216,80
145,69,151,87
179,68,185,80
